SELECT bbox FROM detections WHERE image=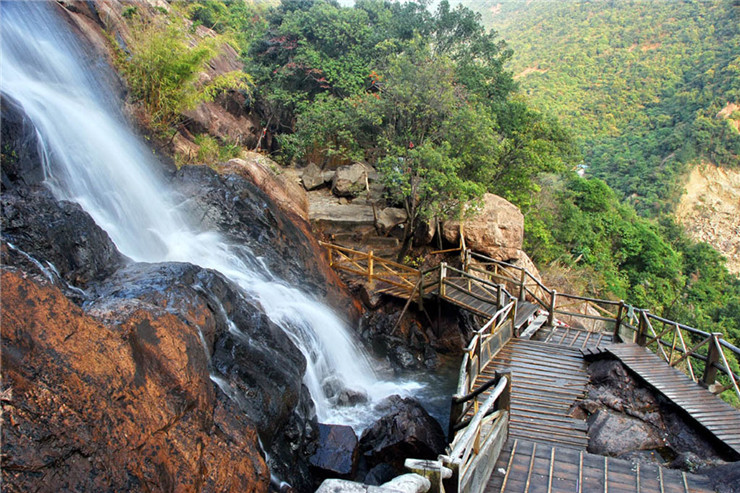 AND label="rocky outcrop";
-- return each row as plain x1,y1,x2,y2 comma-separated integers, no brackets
333,163,369,198
172,164,361,320
1,96,45,190
1,188,126,289
1,268,270,492
587,409,665,456
579,359,730,466
216,154,309,221
442,193,524,261
359,396,446,474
